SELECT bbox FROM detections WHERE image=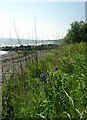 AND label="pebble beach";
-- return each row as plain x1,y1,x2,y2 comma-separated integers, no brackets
1,49,53,82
